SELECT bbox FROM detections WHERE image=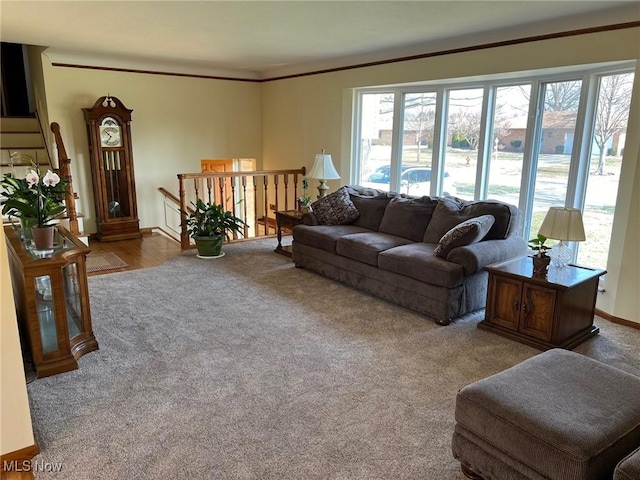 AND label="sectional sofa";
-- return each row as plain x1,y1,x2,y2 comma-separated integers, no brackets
292,185,527,325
